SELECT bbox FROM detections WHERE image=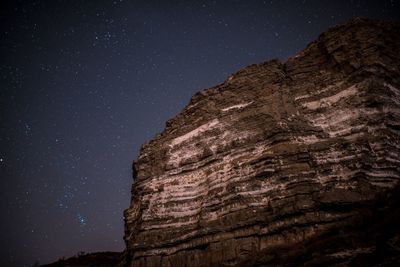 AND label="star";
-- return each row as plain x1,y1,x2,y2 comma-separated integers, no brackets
24,123,31,135
77,214,87,226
